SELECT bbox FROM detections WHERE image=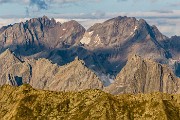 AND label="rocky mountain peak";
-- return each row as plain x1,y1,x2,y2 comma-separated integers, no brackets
80,16,166,49
29,55,103,92
0,49,103,91
0,49,31,86
78,16,170,79
0,49,20,63
0,16,85,56
71,56,85,65
105,54,180,94
27,15,56,28
0,48,12,56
